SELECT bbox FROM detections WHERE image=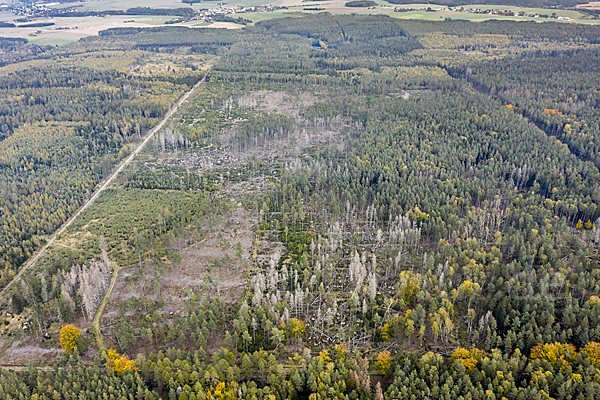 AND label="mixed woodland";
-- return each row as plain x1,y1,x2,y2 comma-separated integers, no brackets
2,12,600,400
